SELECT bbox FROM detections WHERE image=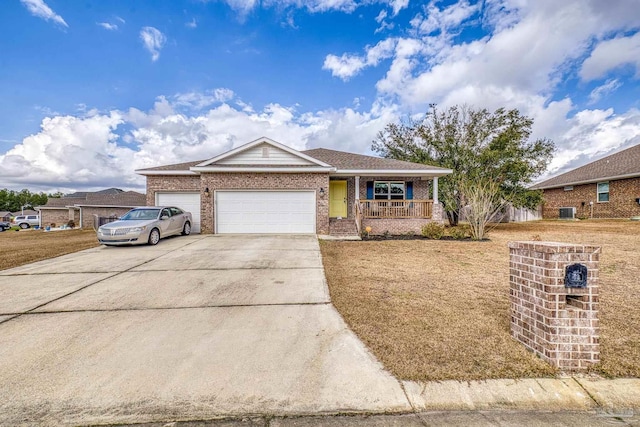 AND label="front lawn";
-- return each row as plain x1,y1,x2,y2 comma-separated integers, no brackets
0,229,100,271
320,220,640,381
